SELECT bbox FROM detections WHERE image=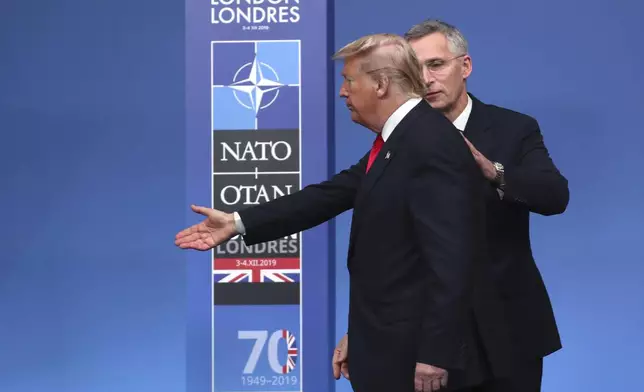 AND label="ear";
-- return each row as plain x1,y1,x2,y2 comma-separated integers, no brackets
462,55,473,79
374,74,390,98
